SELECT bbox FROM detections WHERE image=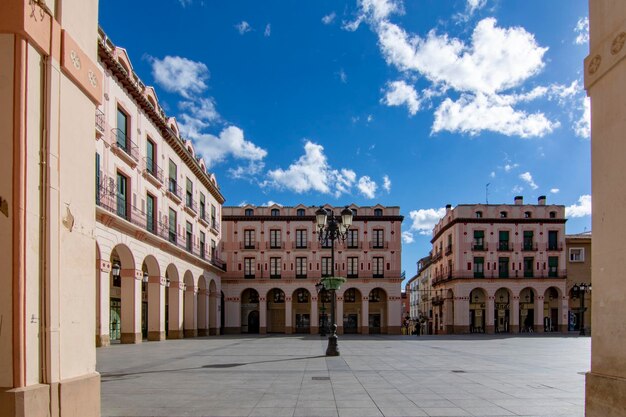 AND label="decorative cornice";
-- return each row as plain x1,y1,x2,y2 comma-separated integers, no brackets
585,19,626,91
222,215,405,222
